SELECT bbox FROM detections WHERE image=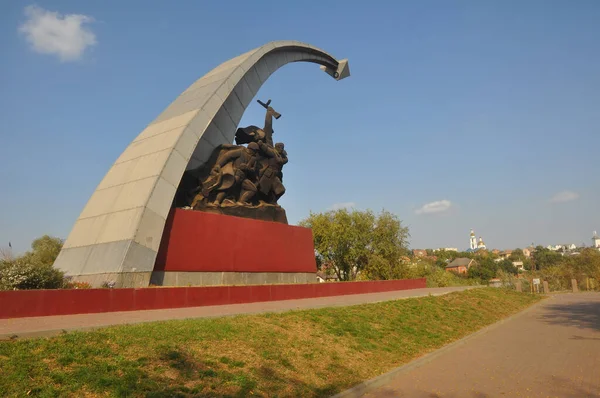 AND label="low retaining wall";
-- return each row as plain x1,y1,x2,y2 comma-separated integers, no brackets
0,278,426,319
